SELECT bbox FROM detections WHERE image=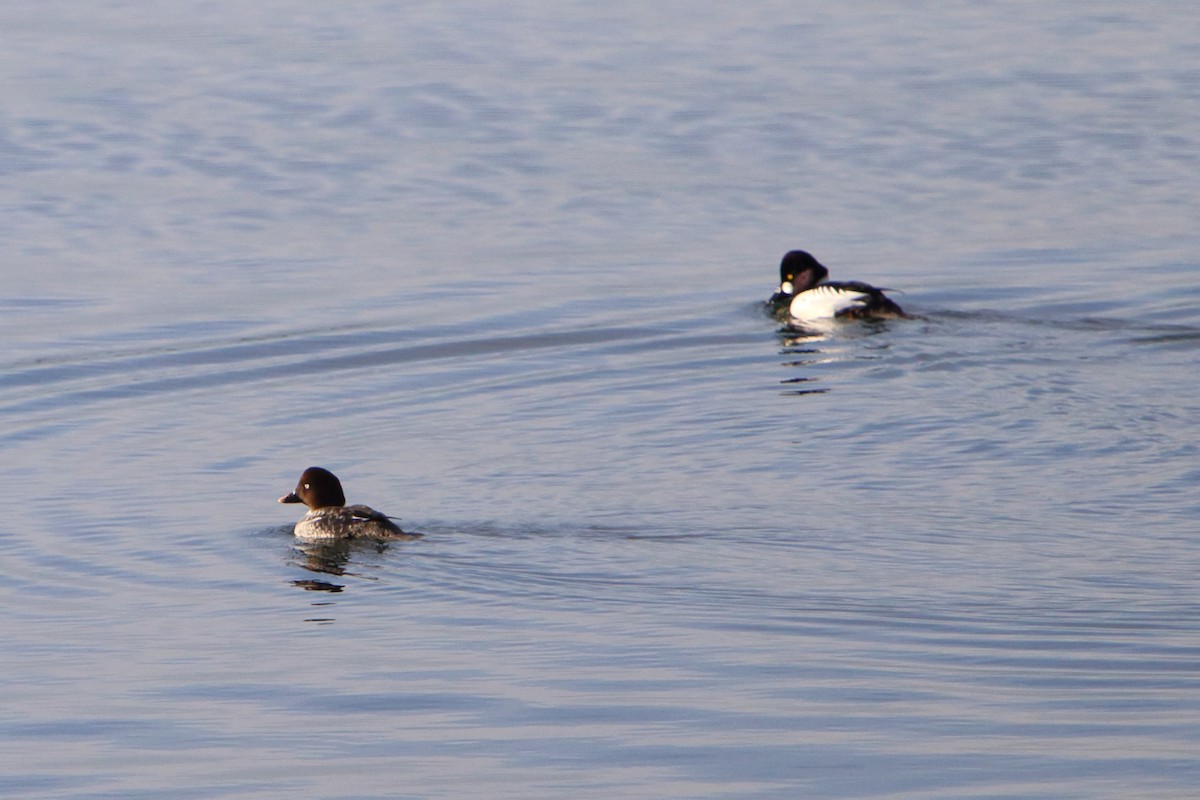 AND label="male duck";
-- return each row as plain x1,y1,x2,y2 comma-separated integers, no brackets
769,250,906,321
